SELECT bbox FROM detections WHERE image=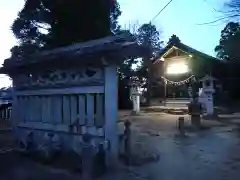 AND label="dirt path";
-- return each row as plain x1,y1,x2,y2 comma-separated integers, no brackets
118,112,240,180
1,112,240,180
